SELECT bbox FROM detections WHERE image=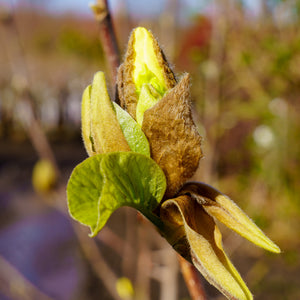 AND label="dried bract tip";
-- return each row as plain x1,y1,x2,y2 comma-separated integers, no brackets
179,182,281,253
